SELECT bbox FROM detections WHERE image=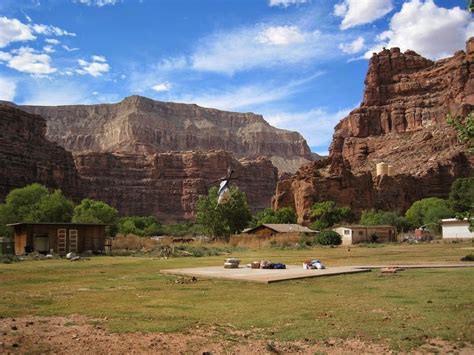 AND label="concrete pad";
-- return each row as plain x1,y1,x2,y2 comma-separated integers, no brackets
160,265,371,284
